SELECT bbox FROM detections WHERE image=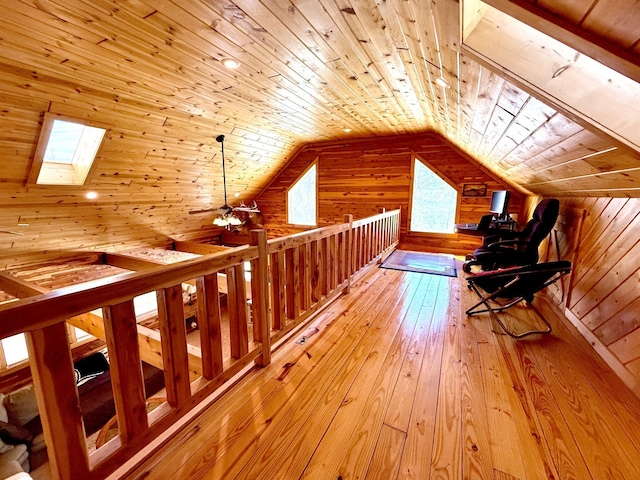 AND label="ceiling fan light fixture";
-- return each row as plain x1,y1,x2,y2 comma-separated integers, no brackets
228,215,243,226
213,217,229,227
